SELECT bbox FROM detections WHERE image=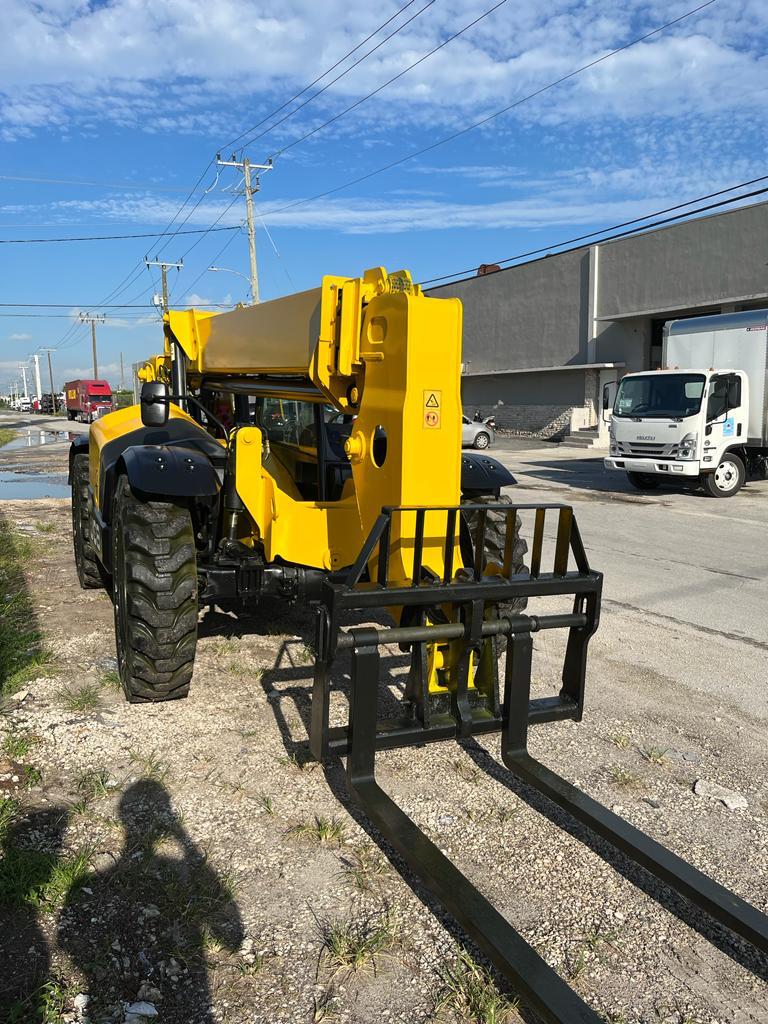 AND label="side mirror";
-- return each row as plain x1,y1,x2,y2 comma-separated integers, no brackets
140,381,170,427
